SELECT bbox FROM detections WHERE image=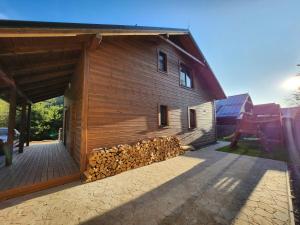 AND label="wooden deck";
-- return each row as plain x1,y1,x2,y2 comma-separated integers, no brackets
0,141,80,201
